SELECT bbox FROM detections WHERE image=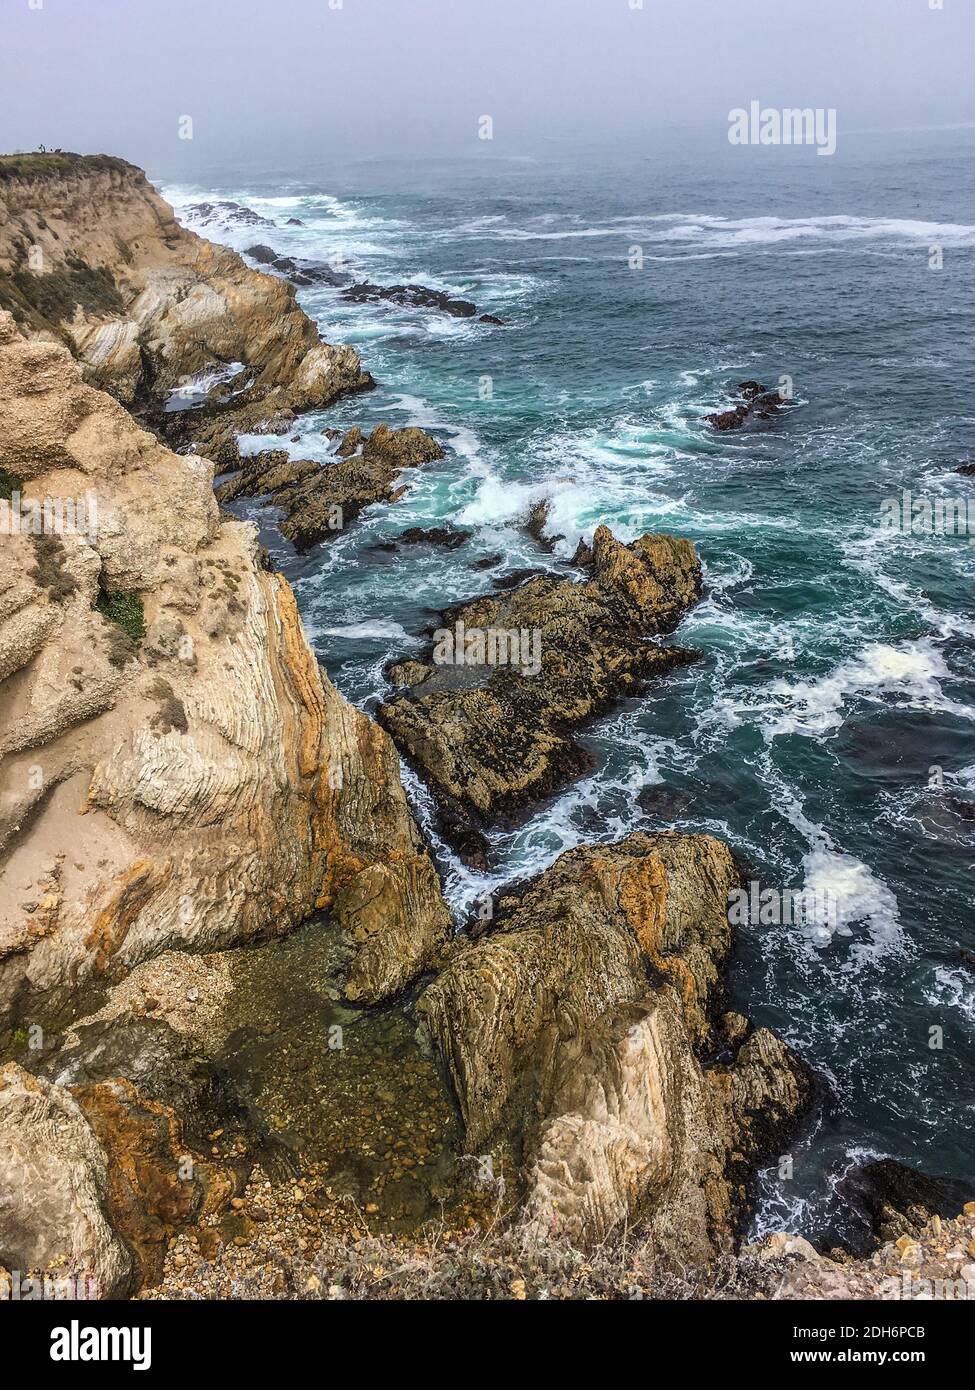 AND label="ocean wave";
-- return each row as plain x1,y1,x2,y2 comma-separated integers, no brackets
746,756,908,966
843,535,975,641
317,620,421,643
928,966,975,1025
750,1142,888,1244
471,212,975,249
